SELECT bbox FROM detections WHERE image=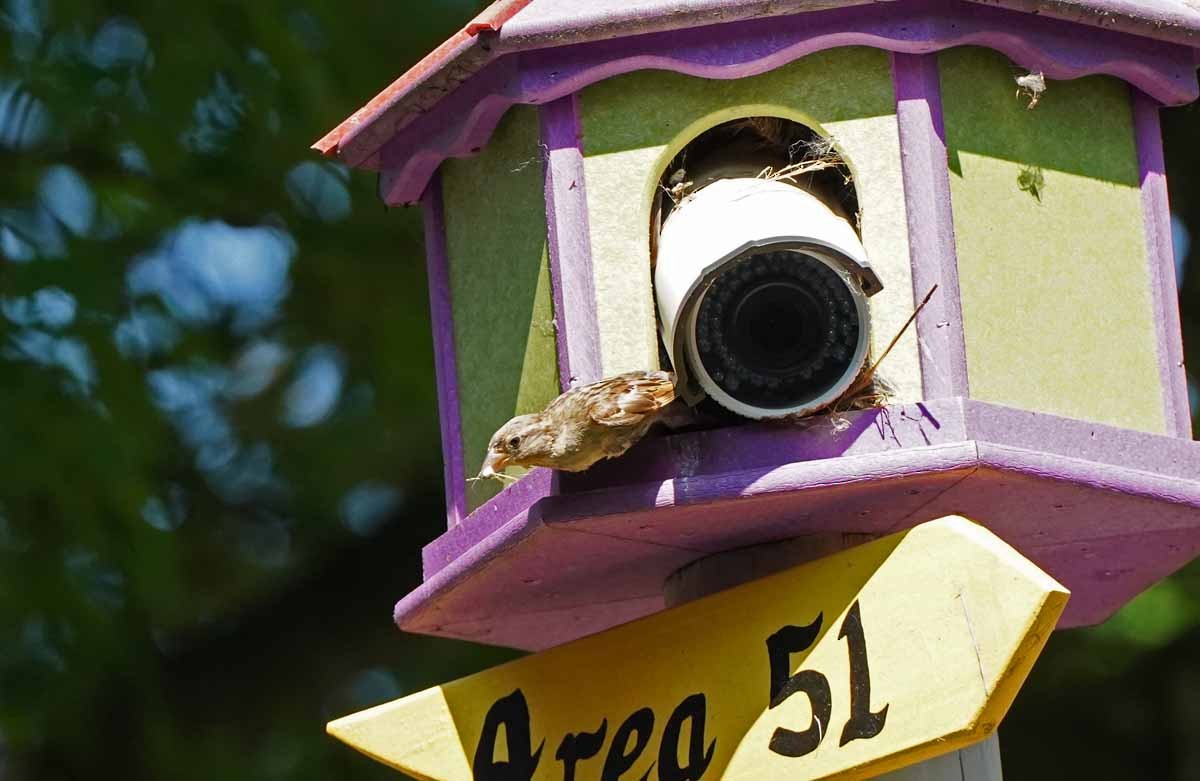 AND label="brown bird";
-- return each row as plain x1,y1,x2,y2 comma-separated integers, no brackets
479,370,677,478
